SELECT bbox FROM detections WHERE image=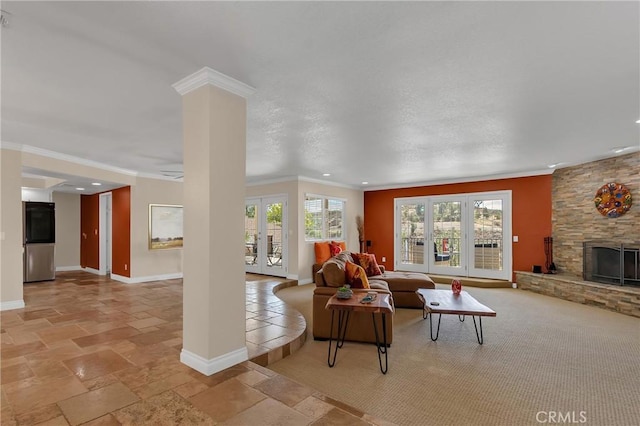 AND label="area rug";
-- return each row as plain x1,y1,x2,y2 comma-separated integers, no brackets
270,284,640,426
